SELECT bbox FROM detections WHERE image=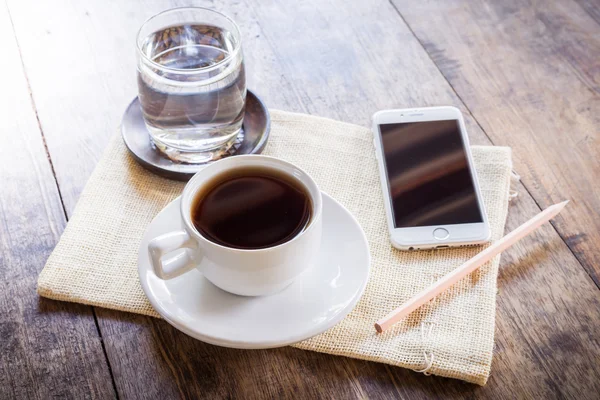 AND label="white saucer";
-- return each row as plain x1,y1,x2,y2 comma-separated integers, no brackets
138,193,370,349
